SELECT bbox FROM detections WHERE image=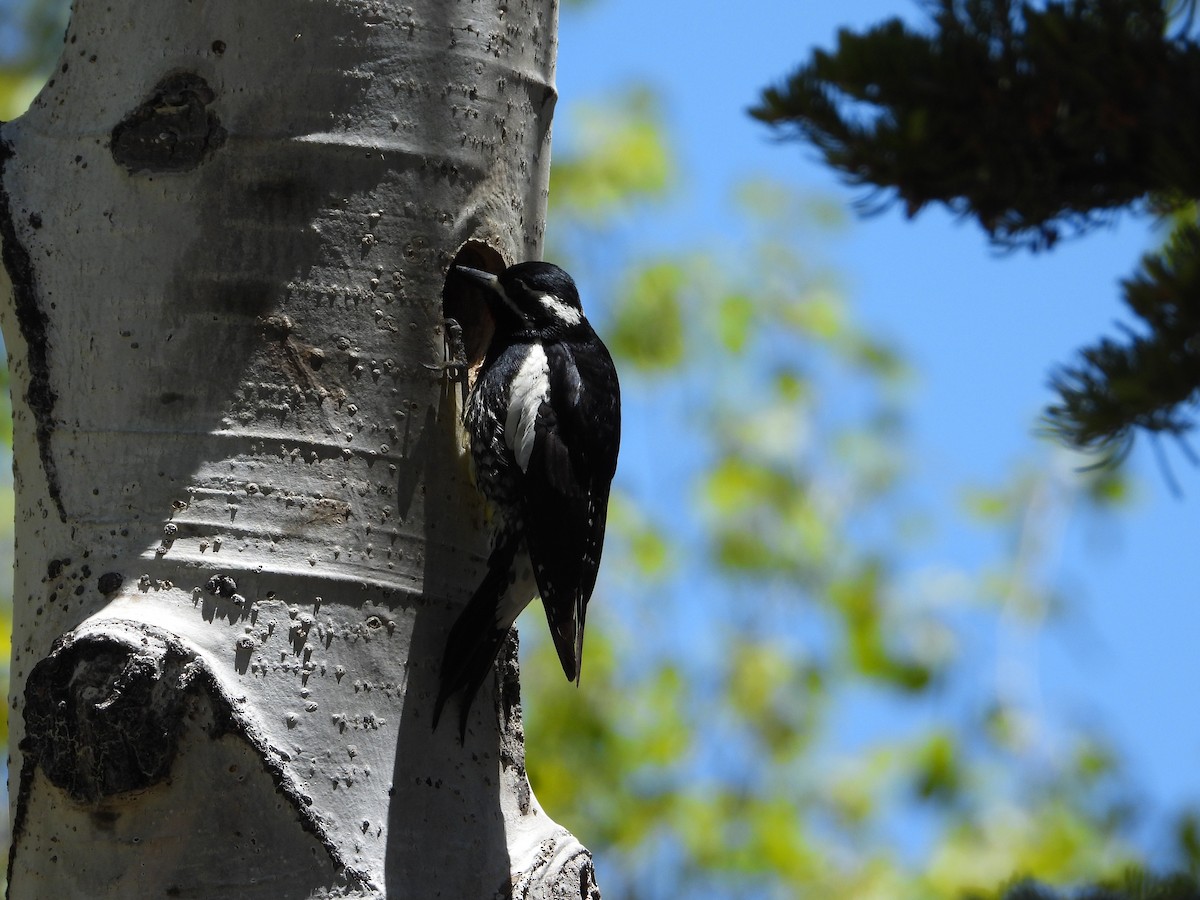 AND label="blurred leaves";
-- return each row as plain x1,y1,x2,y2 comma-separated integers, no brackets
912,731,963,803
549,86,672,222
0,0,68,119
831,561,934,692
607,261,687,372
703,456,828,578
0,71,42,120
606,494,673,581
